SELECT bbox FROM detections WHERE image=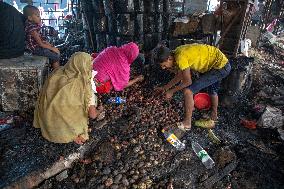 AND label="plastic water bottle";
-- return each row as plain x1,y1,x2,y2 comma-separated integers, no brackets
107,97,126,104
162,128,185,151
0,116,14,132
192,141,215,169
